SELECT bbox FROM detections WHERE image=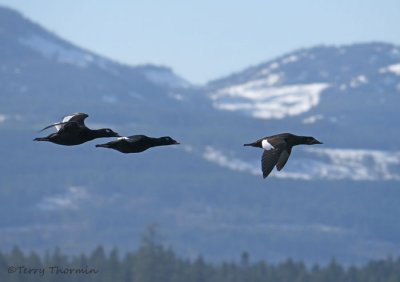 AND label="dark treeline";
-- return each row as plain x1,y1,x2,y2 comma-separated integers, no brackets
2,231,400,282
